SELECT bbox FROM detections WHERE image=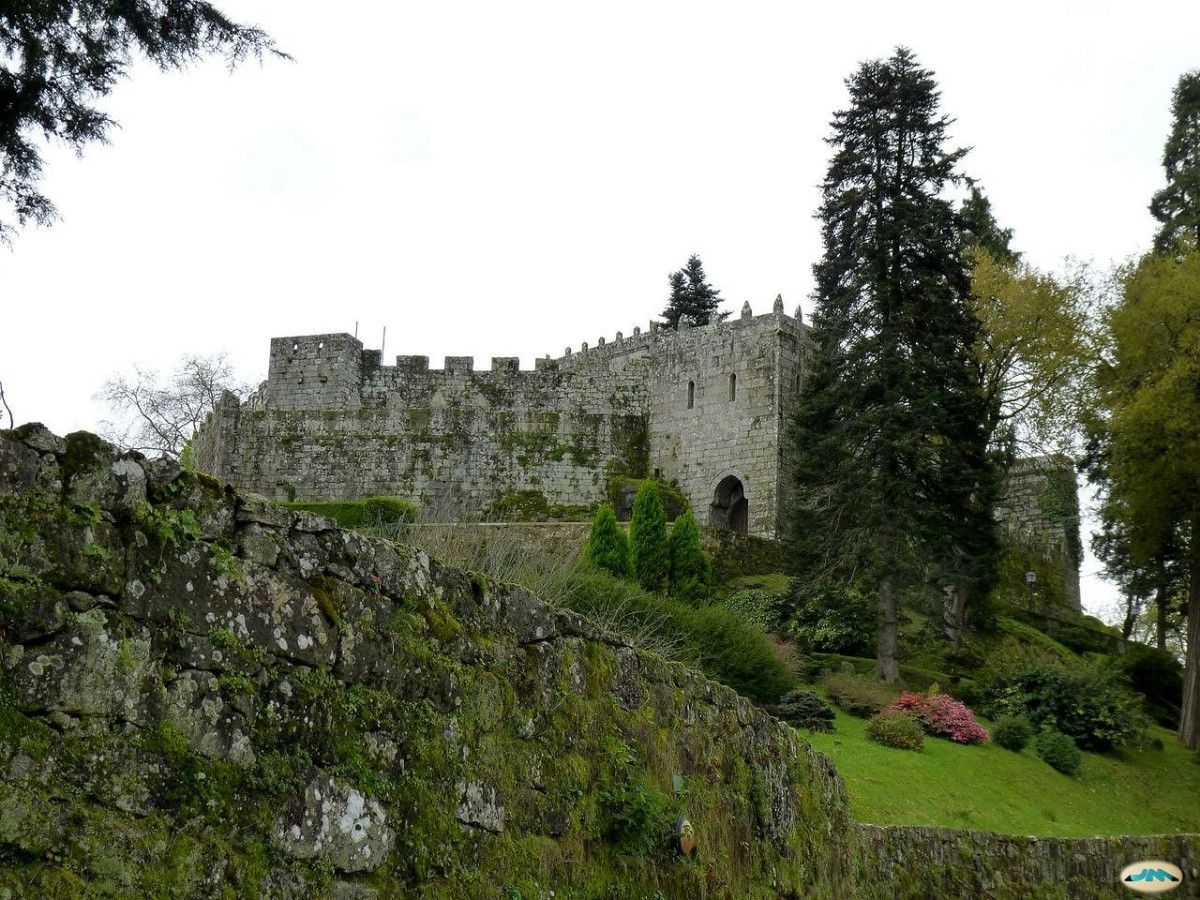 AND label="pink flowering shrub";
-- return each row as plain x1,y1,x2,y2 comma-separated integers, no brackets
887,691,989,744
